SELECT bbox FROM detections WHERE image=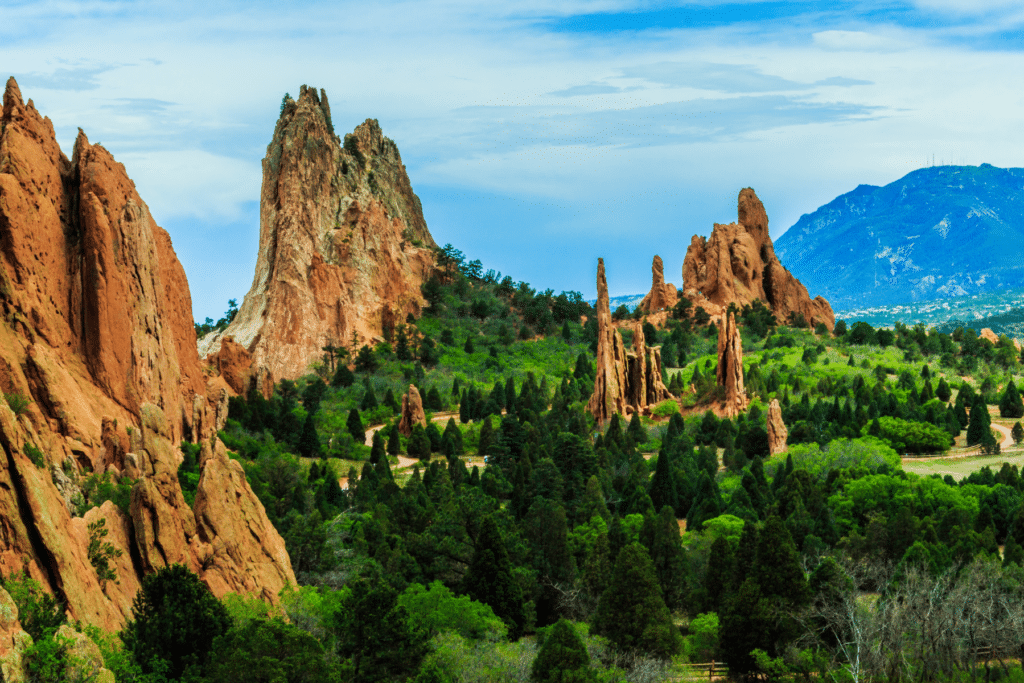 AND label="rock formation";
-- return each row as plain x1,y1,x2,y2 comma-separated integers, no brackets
398,385,427,437
587,259,674,423
766,398,788,454
716,313,748,417
211,336,254,396
0,78,294,631
682,188,835,331
638,255,678,313
199,85,437,380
